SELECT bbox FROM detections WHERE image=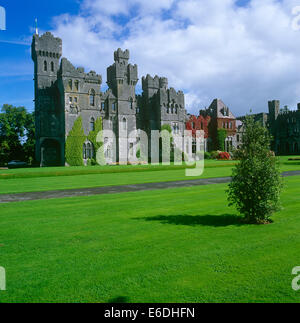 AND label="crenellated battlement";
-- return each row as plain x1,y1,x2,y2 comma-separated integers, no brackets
114,48,130,62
